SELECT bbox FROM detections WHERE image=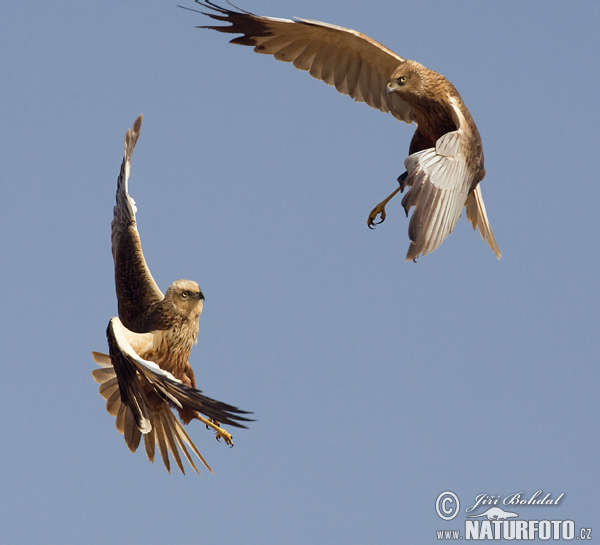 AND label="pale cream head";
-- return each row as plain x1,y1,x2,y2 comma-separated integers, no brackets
165,279,205,317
